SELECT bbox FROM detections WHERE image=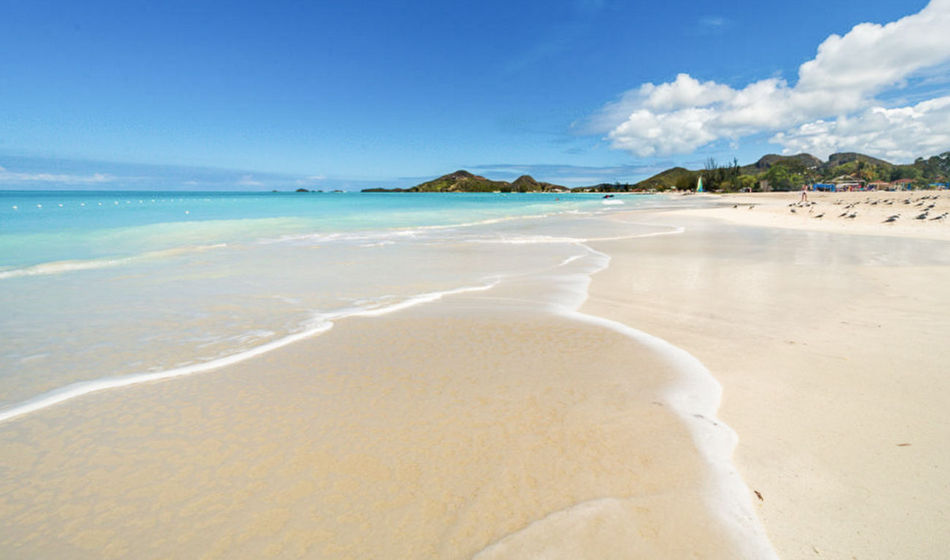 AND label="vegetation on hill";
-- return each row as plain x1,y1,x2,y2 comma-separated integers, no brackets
630,151,950,192
361,152,949,194
363,170,569,193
